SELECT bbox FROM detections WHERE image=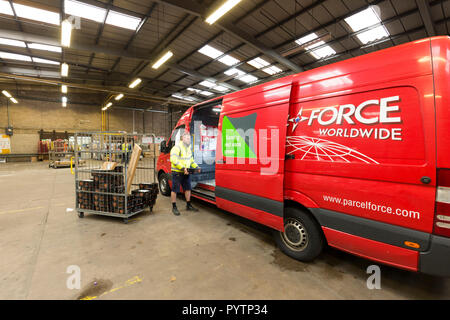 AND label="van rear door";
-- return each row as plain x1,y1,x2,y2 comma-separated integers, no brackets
215,78,293,231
